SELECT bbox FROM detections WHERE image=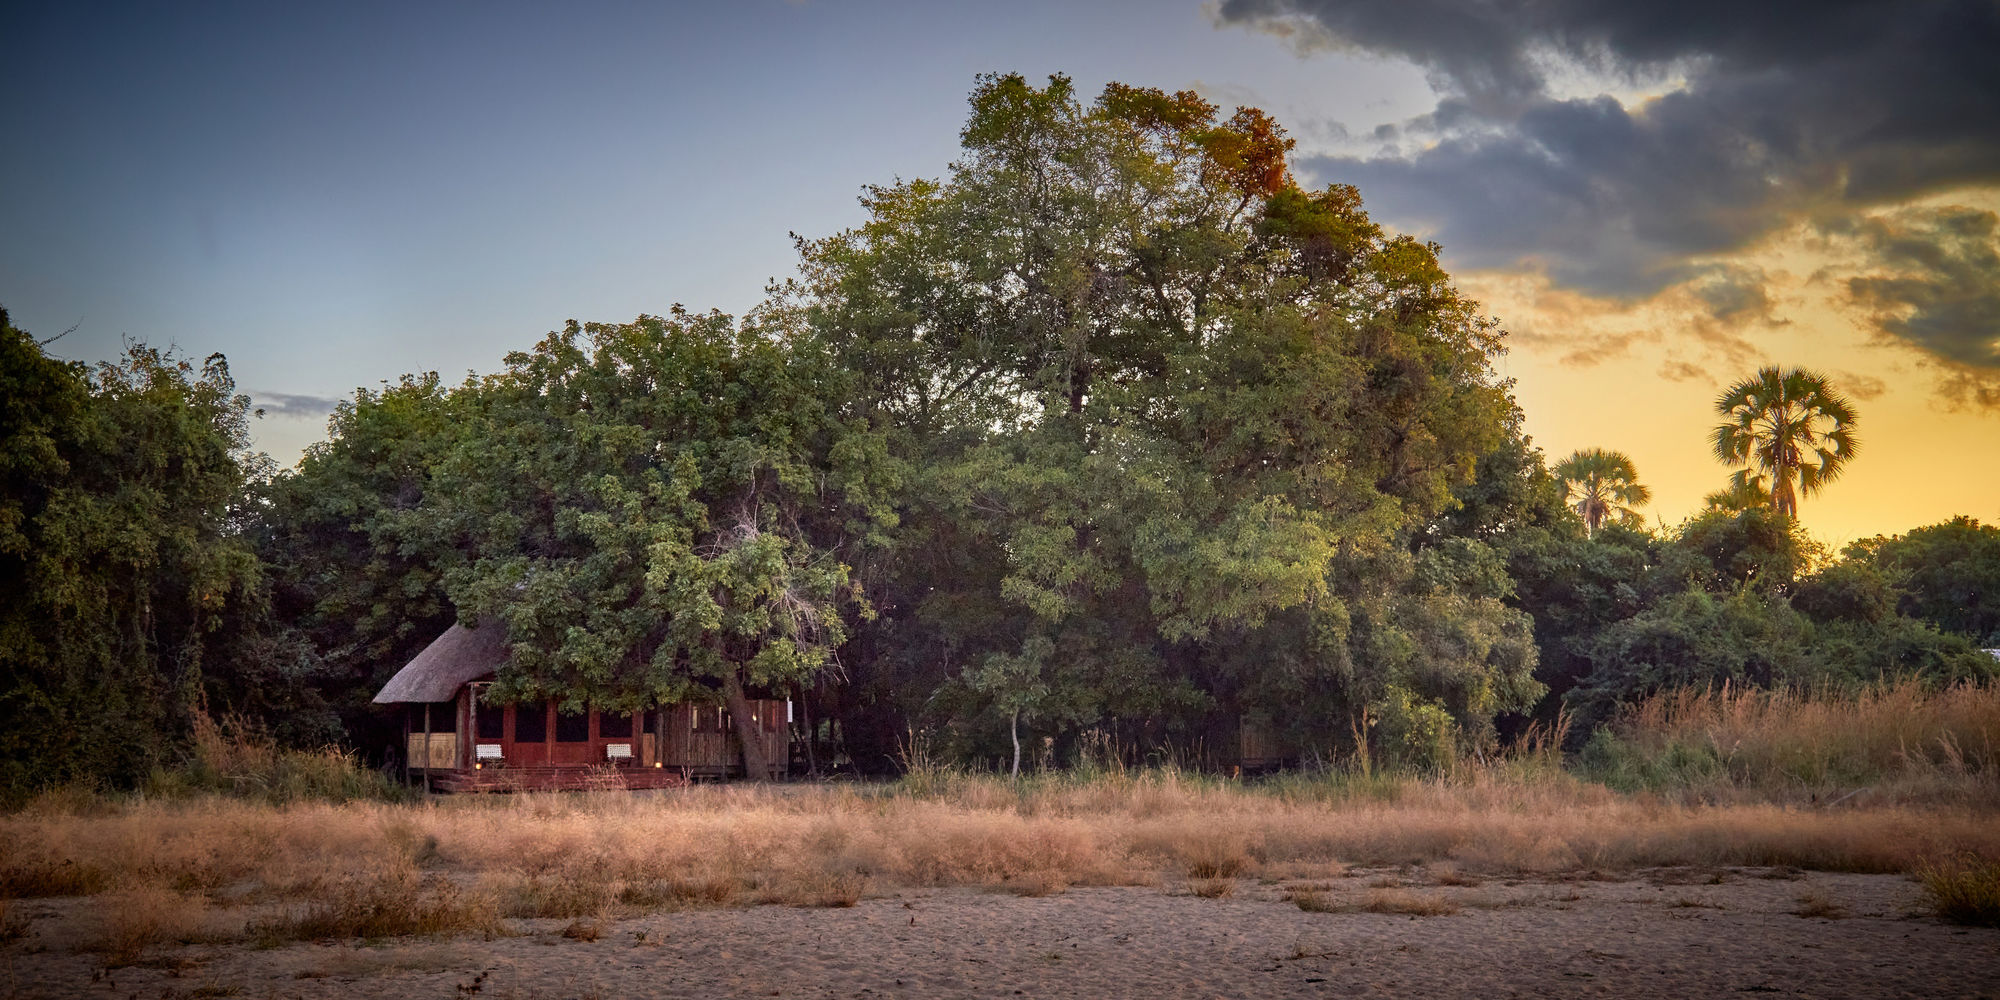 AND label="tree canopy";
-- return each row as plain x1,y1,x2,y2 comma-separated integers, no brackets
1,74,1988,798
